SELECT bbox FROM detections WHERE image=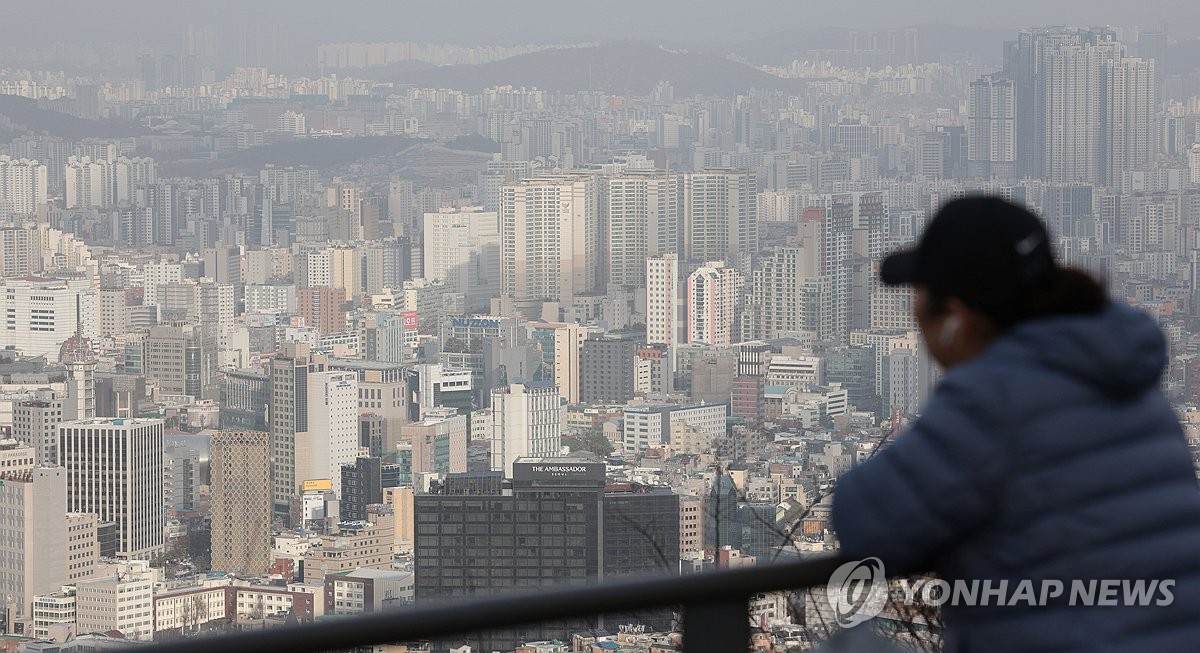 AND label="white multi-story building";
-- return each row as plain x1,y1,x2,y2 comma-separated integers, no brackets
766,355,824,387
622,403,727,455
0,276,97,358
64,155,155,208
686,261,743,346
682,169,757,266
0,156,48,216
245,284,298,315
489,382,564,477
606,171,679,288
141,261,184,307
32,589,76,641
646,252,683,347
422,206,501,310
59,418,165,558
64,156,108,209
0,467,67,617
75,562,156,641
299,371,359,495
278,110,307,135
500,175,599,316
